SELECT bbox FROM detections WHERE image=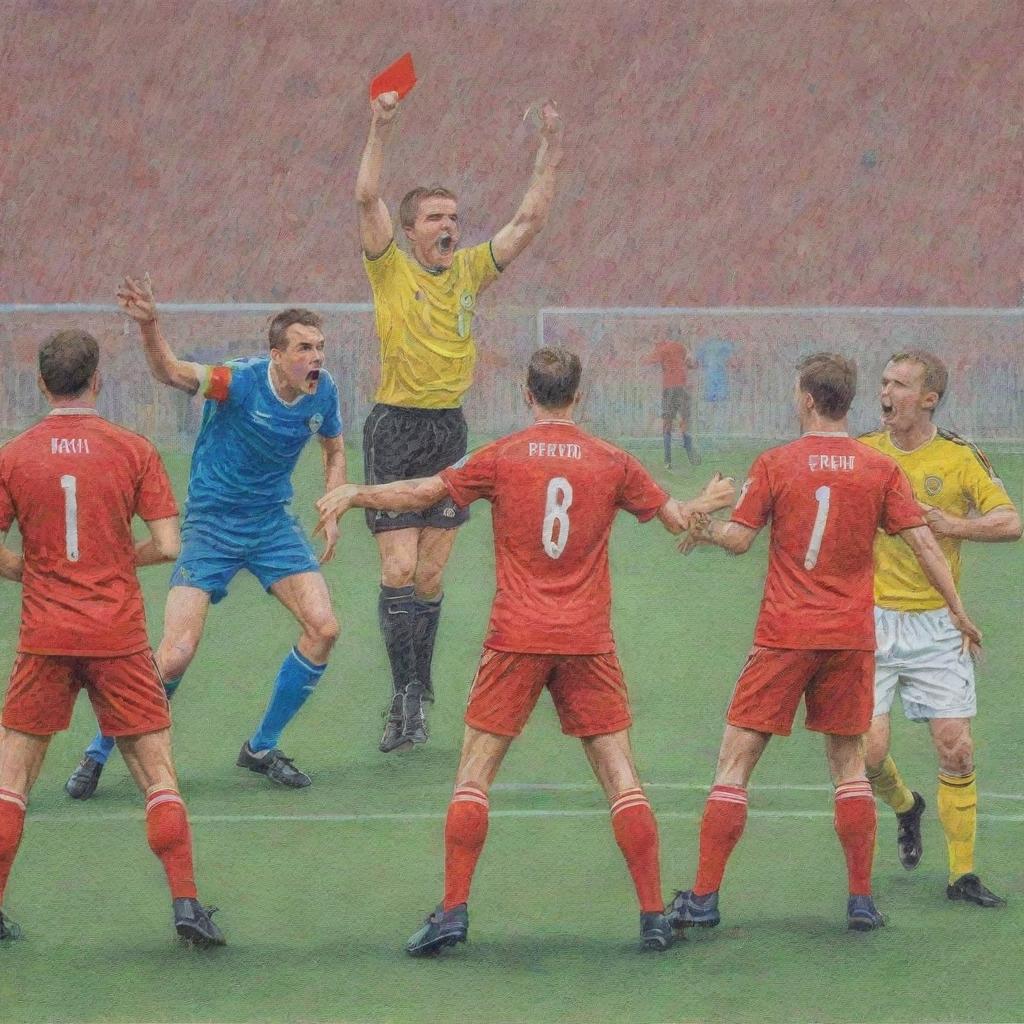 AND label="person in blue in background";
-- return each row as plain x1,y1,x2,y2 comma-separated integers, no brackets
697,336,736,403
65,274,347,797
